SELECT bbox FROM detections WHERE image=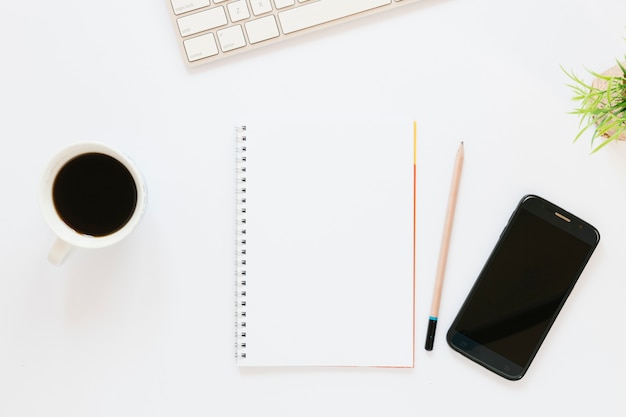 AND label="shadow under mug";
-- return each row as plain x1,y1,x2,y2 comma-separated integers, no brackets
39,142,146,265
